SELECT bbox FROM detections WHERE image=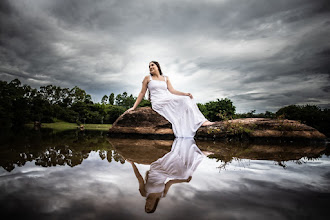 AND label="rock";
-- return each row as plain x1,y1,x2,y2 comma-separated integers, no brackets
109,107,174,139
108,107,327,141
196,118,327,142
